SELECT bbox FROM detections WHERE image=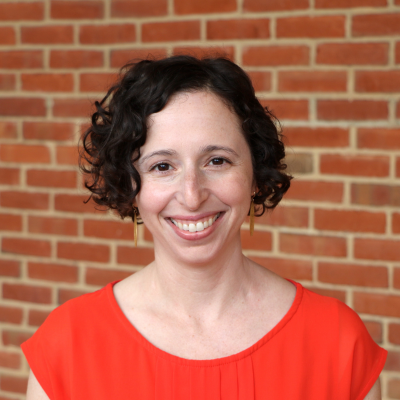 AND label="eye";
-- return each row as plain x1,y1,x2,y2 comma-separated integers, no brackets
209,157,228,166
152,163,172,172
